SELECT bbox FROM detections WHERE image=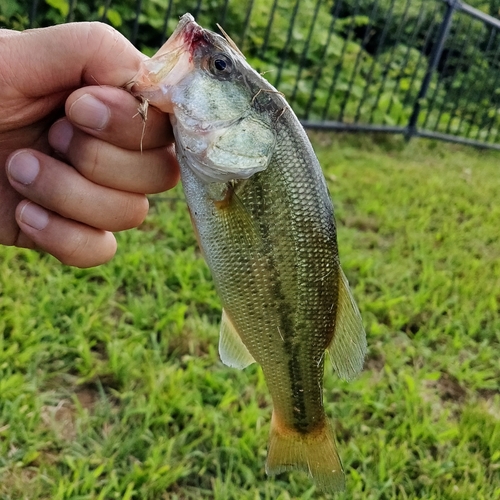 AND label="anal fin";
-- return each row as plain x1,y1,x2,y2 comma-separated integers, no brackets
219,309,255,369
328,267,367,381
